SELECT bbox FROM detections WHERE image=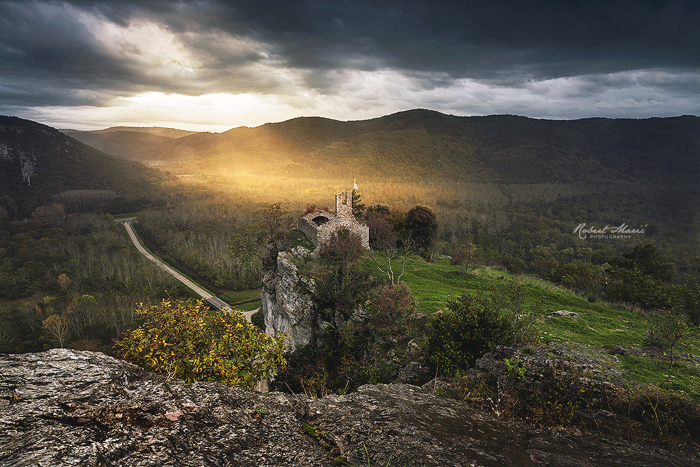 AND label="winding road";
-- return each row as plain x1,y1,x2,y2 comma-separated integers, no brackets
117,217,234,312
117,217,266,390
